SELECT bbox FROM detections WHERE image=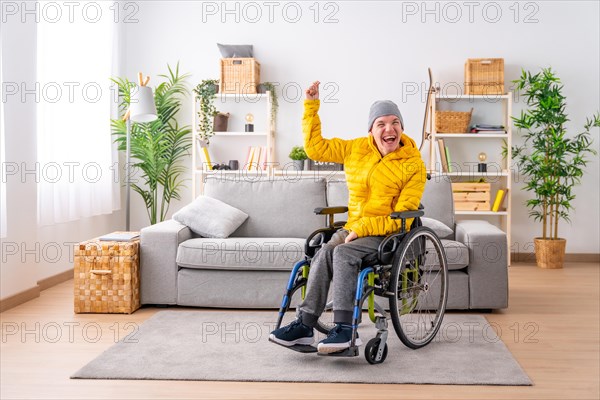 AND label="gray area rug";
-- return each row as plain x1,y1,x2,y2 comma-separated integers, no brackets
72,311,532,385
